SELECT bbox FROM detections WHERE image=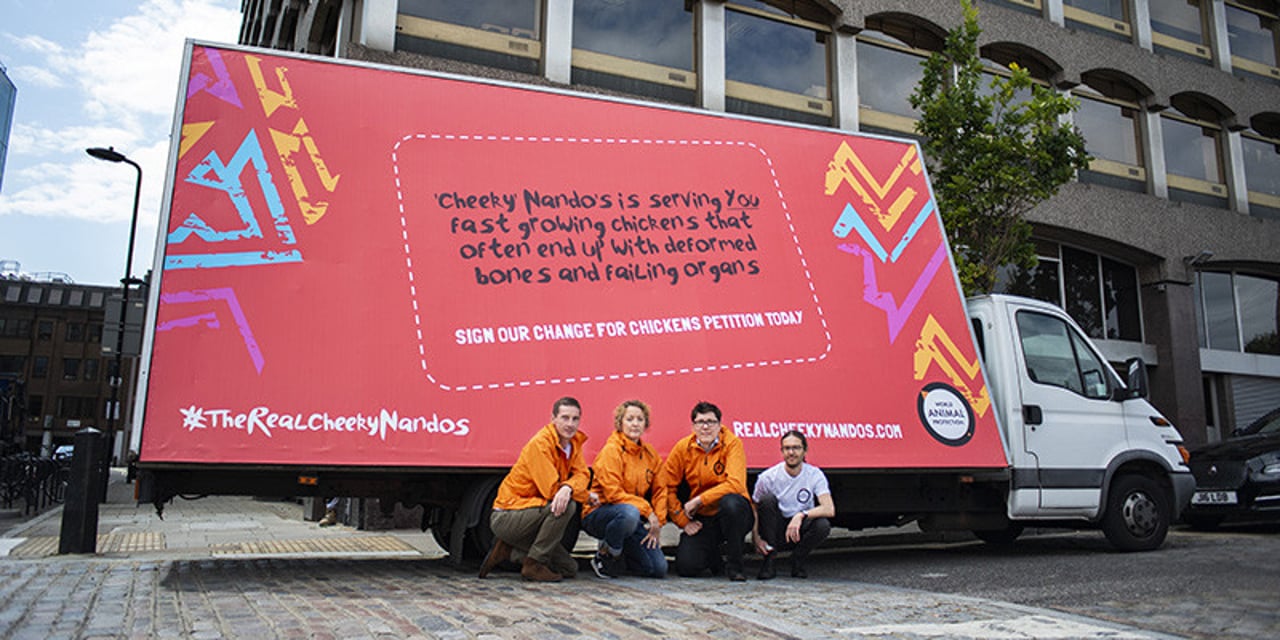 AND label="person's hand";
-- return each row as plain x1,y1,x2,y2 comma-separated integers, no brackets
643,513,662,549
684,496,703,517
786,513,804,543
753,533,771,556
588,491,601,507
682,520,703,536
550,485,572,516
